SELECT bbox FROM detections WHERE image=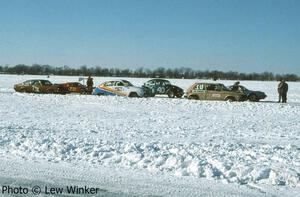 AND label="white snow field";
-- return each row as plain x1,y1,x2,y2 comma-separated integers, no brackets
0,74,300,196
